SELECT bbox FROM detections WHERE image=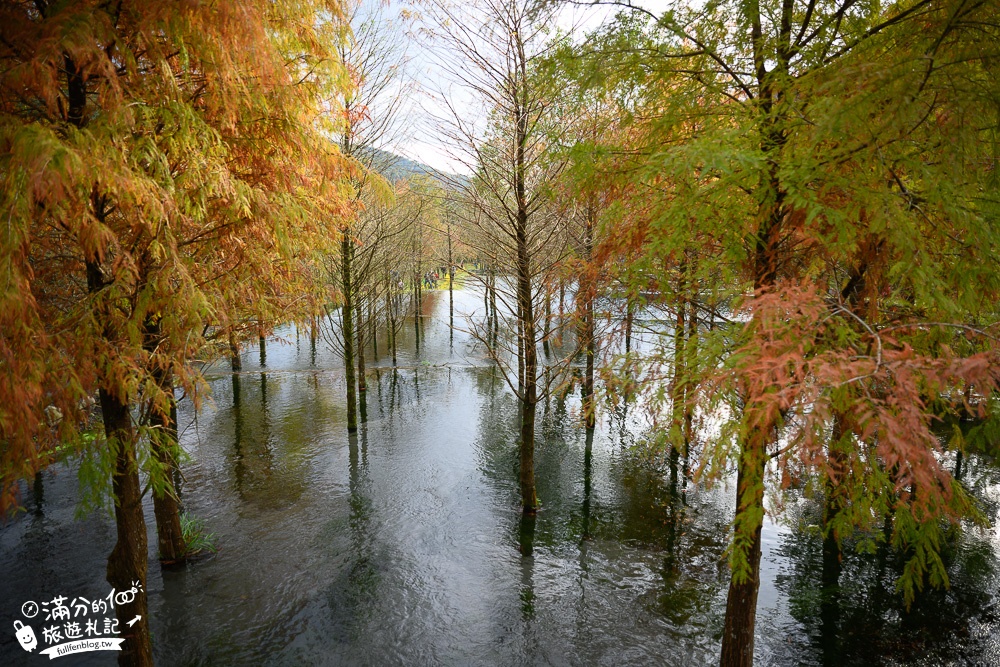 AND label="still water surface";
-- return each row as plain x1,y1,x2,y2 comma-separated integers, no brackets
2,287,999,666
